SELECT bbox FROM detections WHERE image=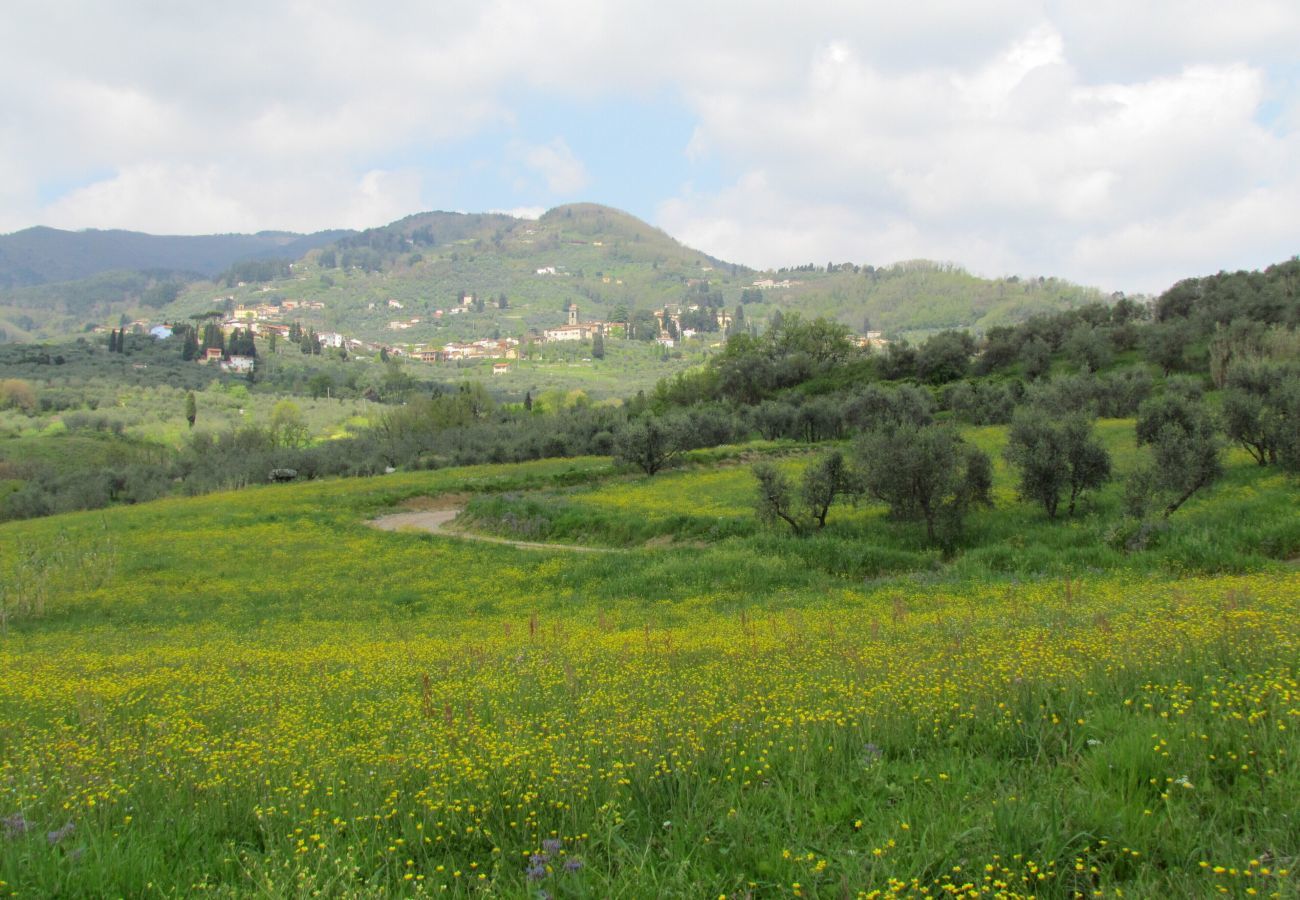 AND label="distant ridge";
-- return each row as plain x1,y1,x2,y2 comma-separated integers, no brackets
0,225,355,288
